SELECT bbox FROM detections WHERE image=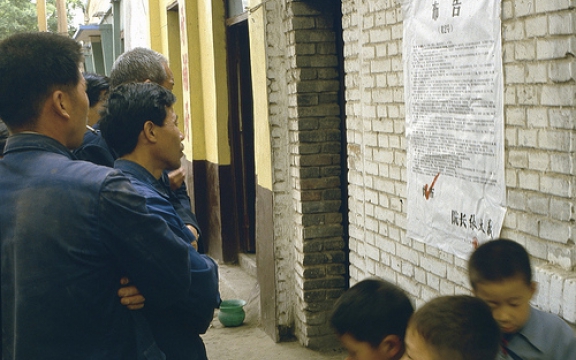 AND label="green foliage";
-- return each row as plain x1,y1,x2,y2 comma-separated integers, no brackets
0,0,85,40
